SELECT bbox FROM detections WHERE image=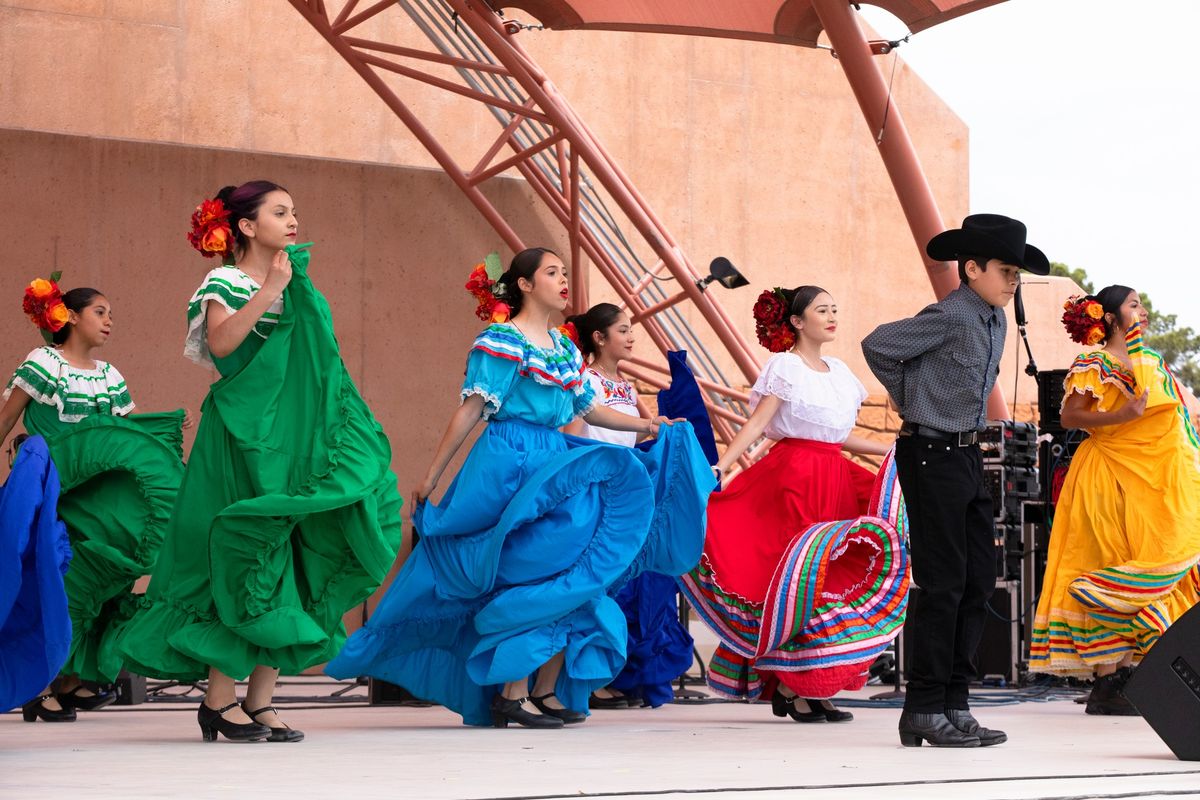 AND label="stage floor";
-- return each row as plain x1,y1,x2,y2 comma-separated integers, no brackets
2,678,1198,800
